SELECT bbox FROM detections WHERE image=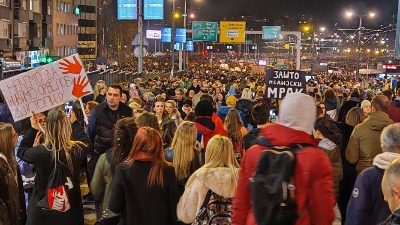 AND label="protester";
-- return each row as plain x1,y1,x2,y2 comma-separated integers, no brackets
337,107,366,223
338,91,361,123
194,100,228,148
135,112,162,133
177,135,240,224
153,98,177,148
217,95,248,127
382,90,400,122
0,122,26,225
18,110,90,225
108,127,181,225
346,123,400,225
84,101,99,118
232,92,335,225
346,95,394,173
361,100,372,118
165,100,183,127
87,84,133,180
224,108,247,162
381,158,400,225
323,88,338,121
164,121,203,194
90,118,138,215
243,102,271,150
